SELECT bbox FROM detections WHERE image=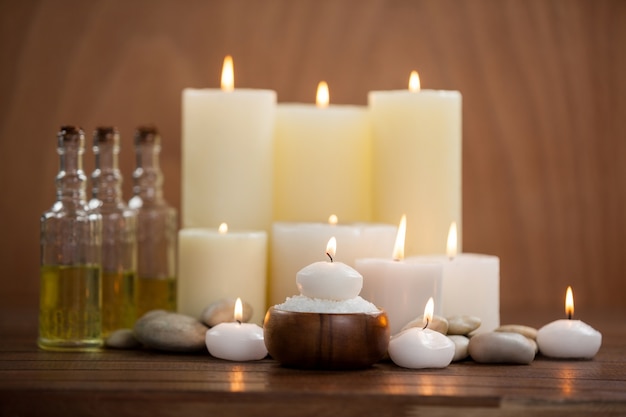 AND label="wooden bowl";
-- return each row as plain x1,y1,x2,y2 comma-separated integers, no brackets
263,307,390,370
